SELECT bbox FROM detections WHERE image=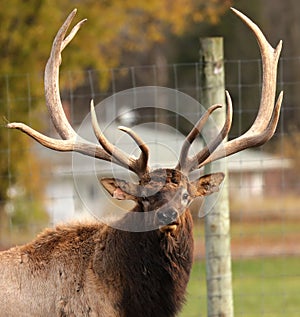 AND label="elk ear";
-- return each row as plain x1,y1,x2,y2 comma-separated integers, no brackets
100,178,138,201
190,172,225,197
